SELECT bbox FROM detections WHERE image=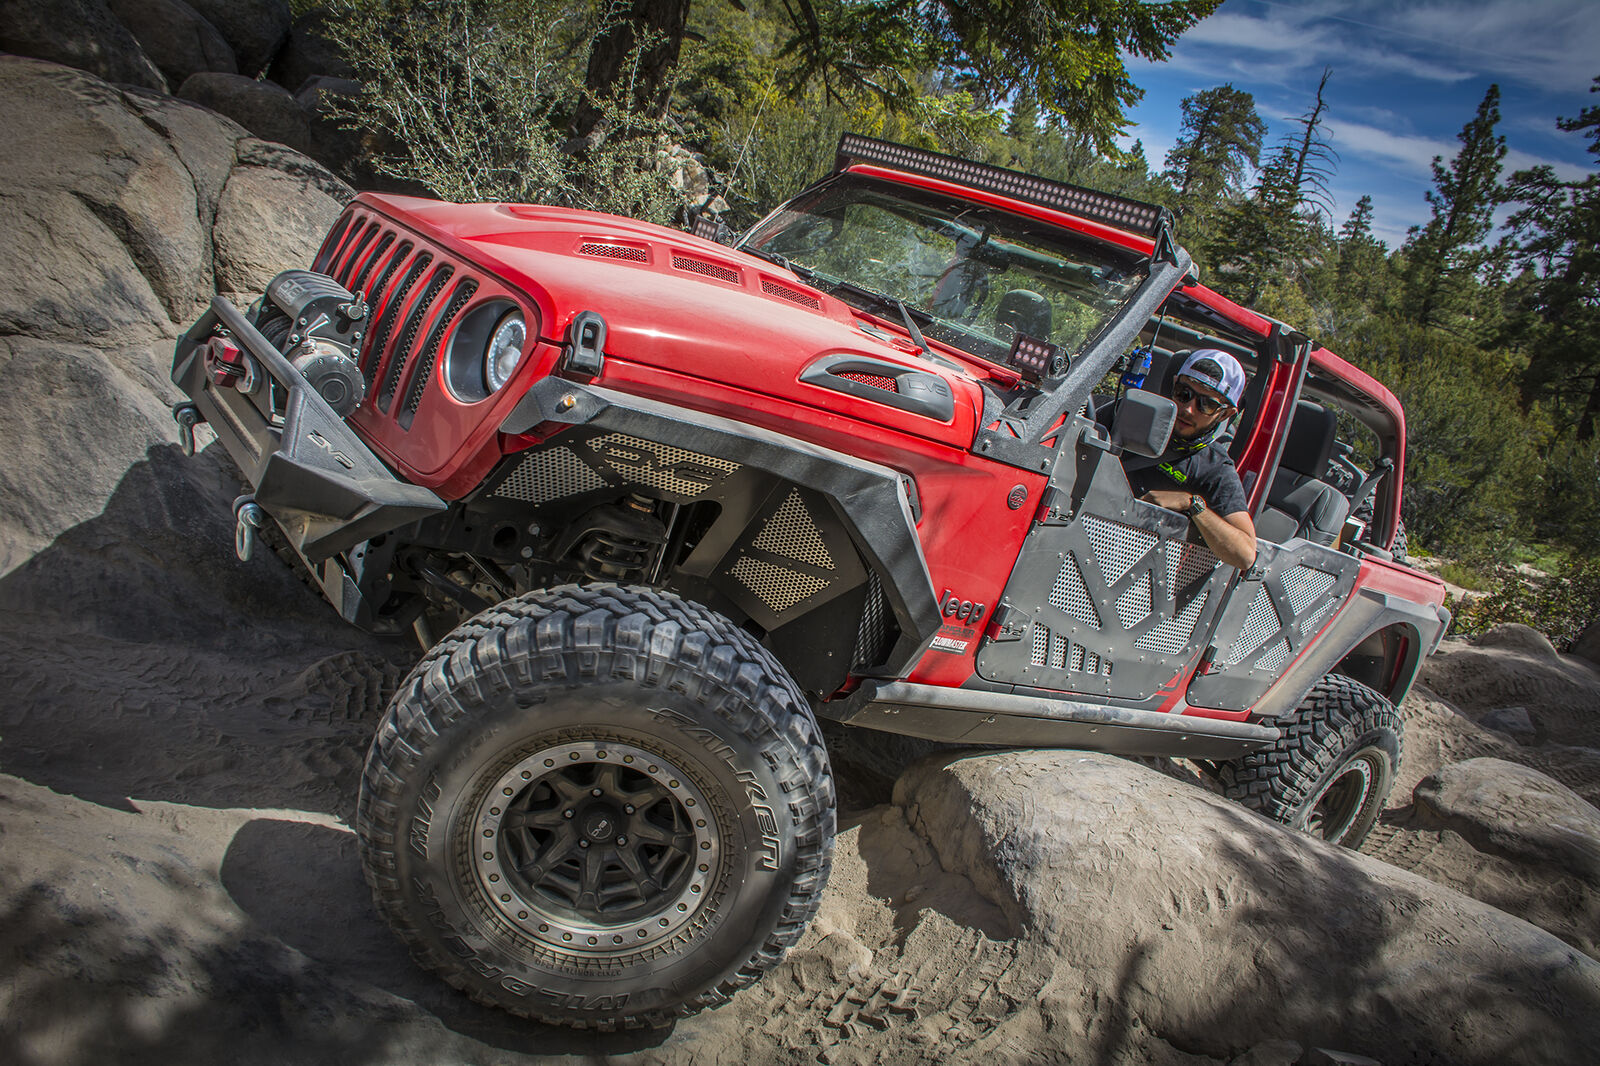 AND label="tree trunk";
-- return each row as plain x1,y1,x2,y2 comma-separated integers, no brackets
1578,371,1600,442
570,0,691,145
